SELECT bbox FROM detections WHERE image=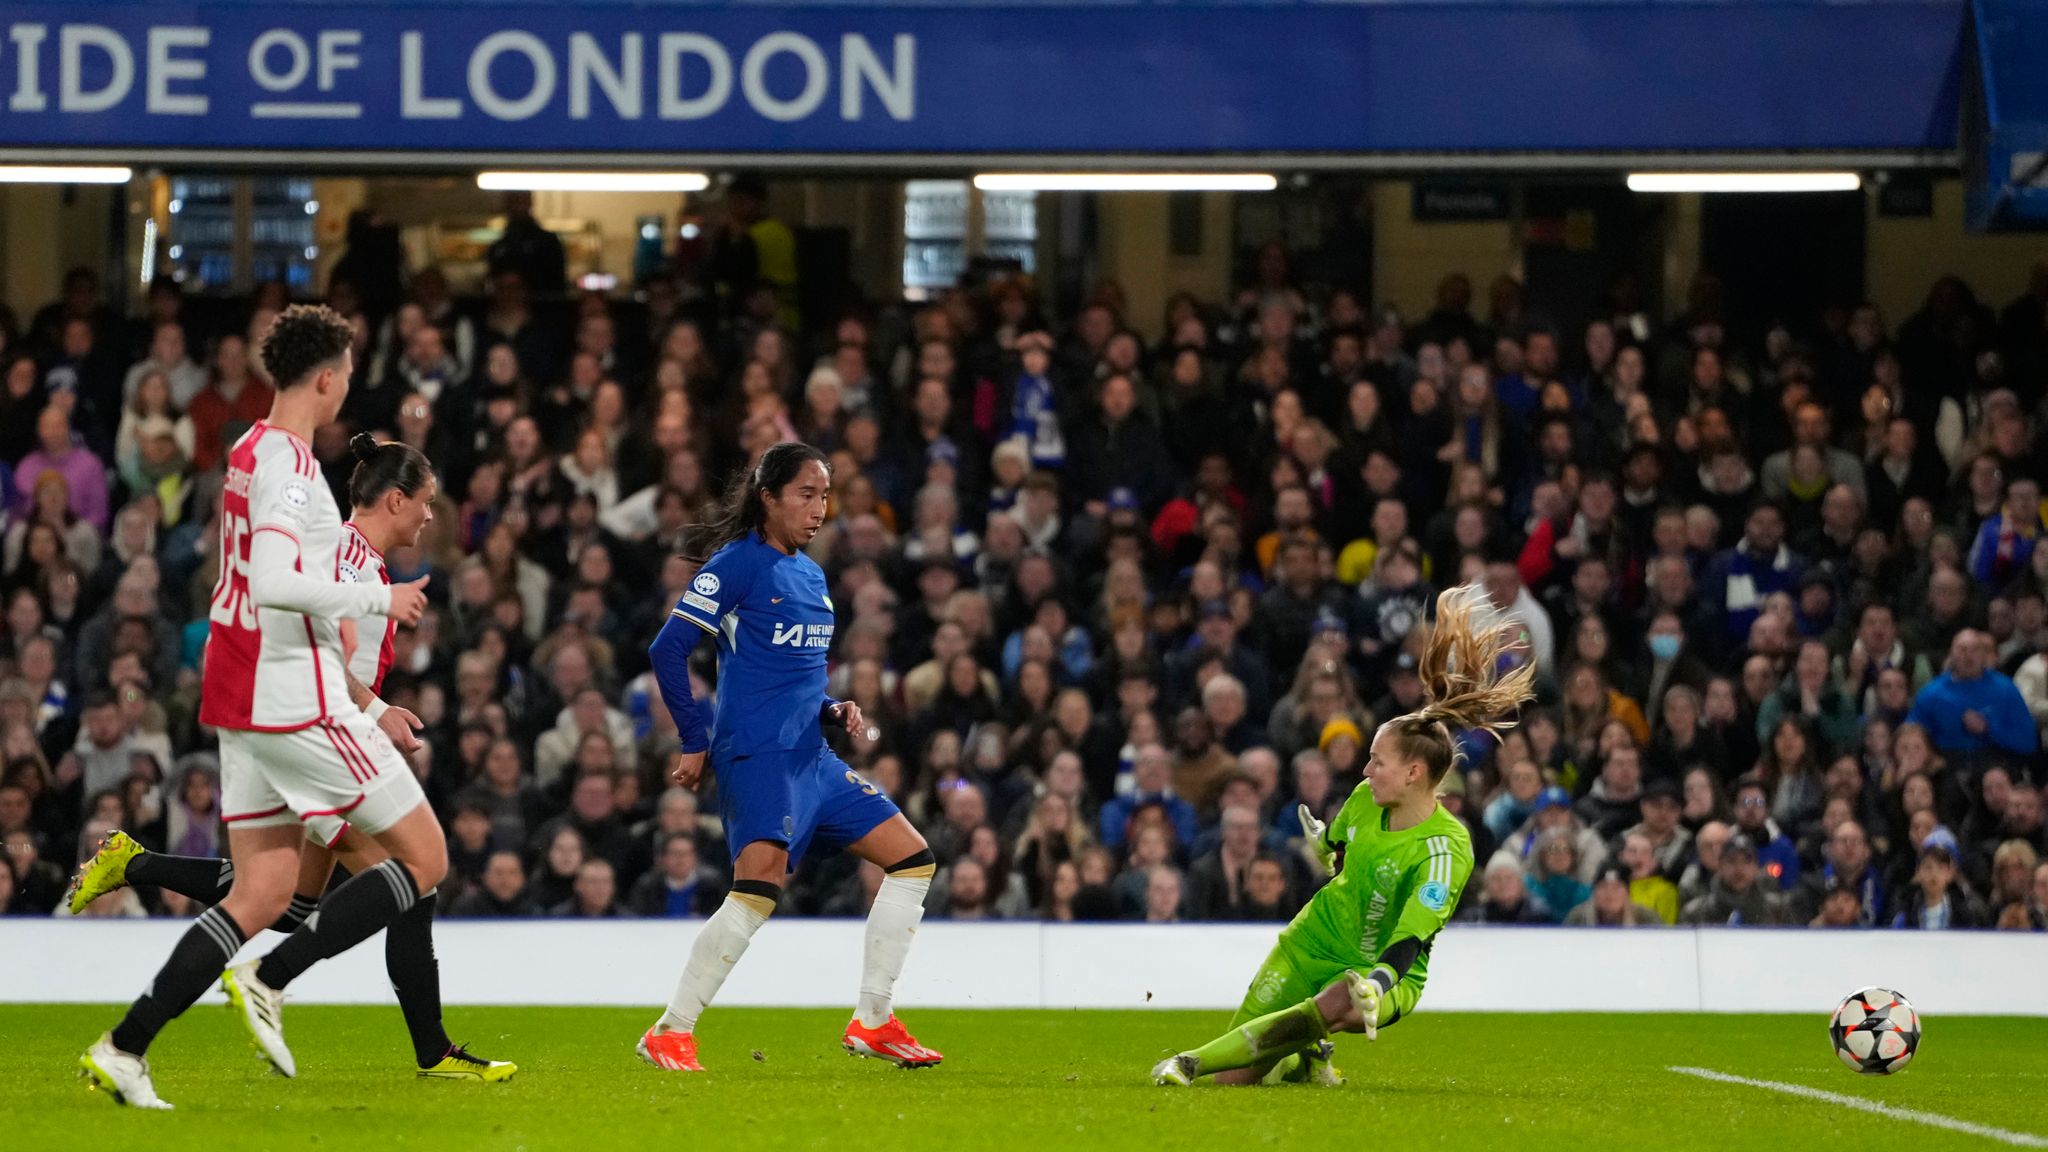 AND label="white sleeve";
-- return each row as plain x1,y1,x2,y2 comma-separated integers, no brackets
2018,657,2048,727
248,528,393,619
1935,398,1963,469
